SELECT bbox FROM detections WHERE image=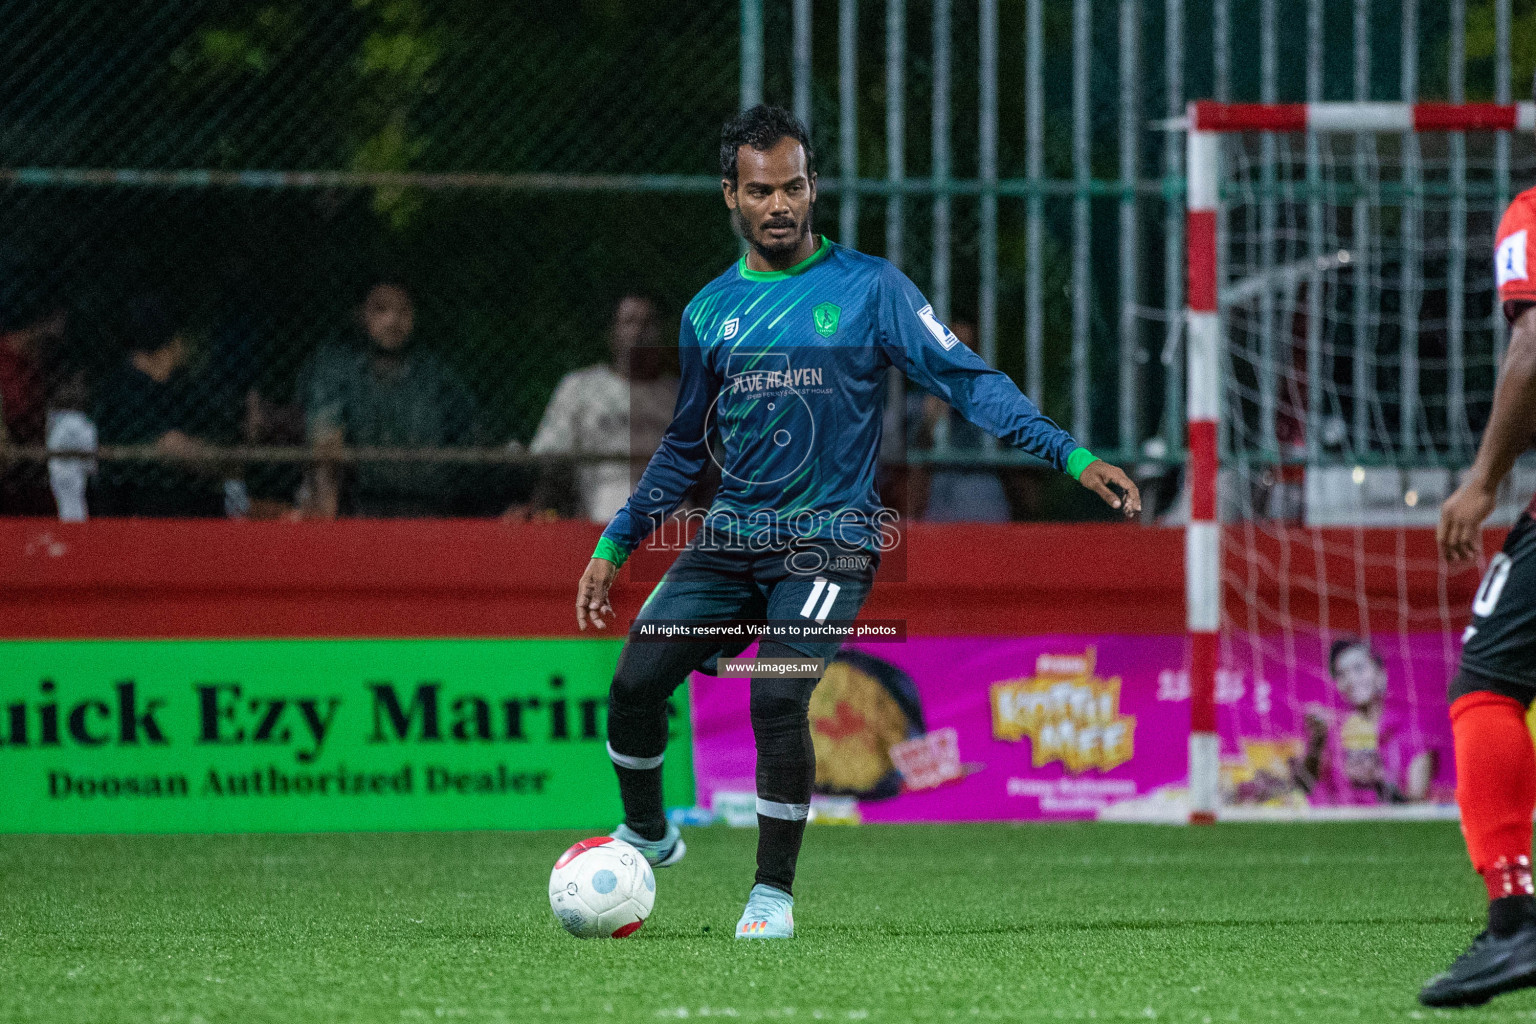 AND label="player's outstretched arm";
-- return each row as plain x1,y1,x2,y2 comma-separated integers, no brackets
576,556,618,631
876,264,1141,520
1439,304,1536,562
1077,458,1142,520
